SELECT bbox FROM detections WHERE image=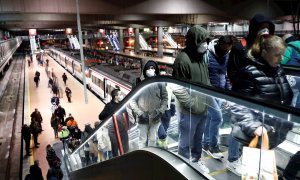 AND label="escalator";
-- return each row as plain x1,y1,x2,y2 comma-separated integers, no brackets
64,76,300,180
106,35,120,51
163,32,178,48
